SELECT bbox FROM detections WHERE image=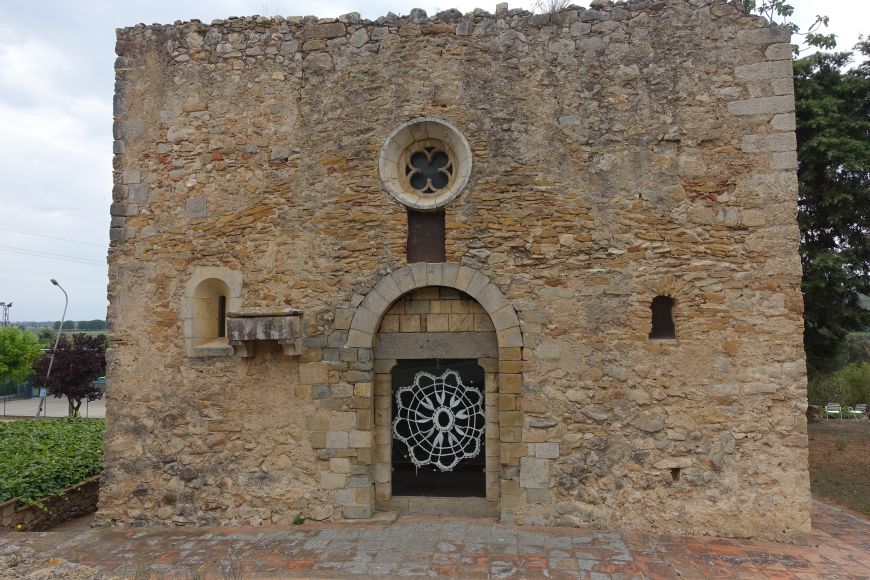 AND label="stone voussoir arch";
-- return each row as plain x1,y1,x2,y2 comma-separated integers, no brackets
345,262,522,350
